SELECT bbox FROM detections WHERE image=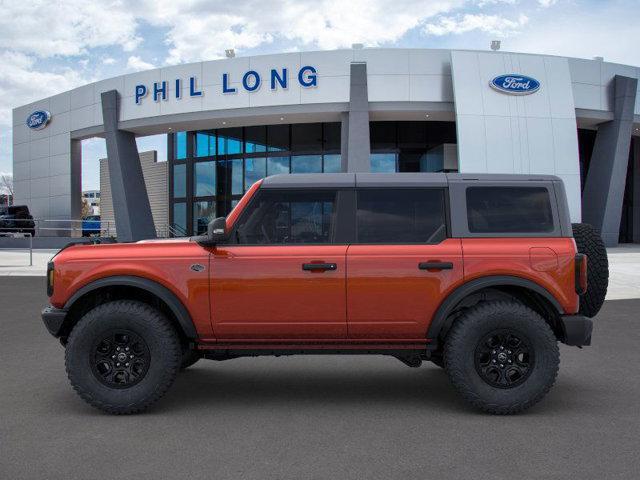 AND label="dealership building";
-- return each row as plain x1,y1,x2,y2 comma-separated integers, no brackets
11,48,640,245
